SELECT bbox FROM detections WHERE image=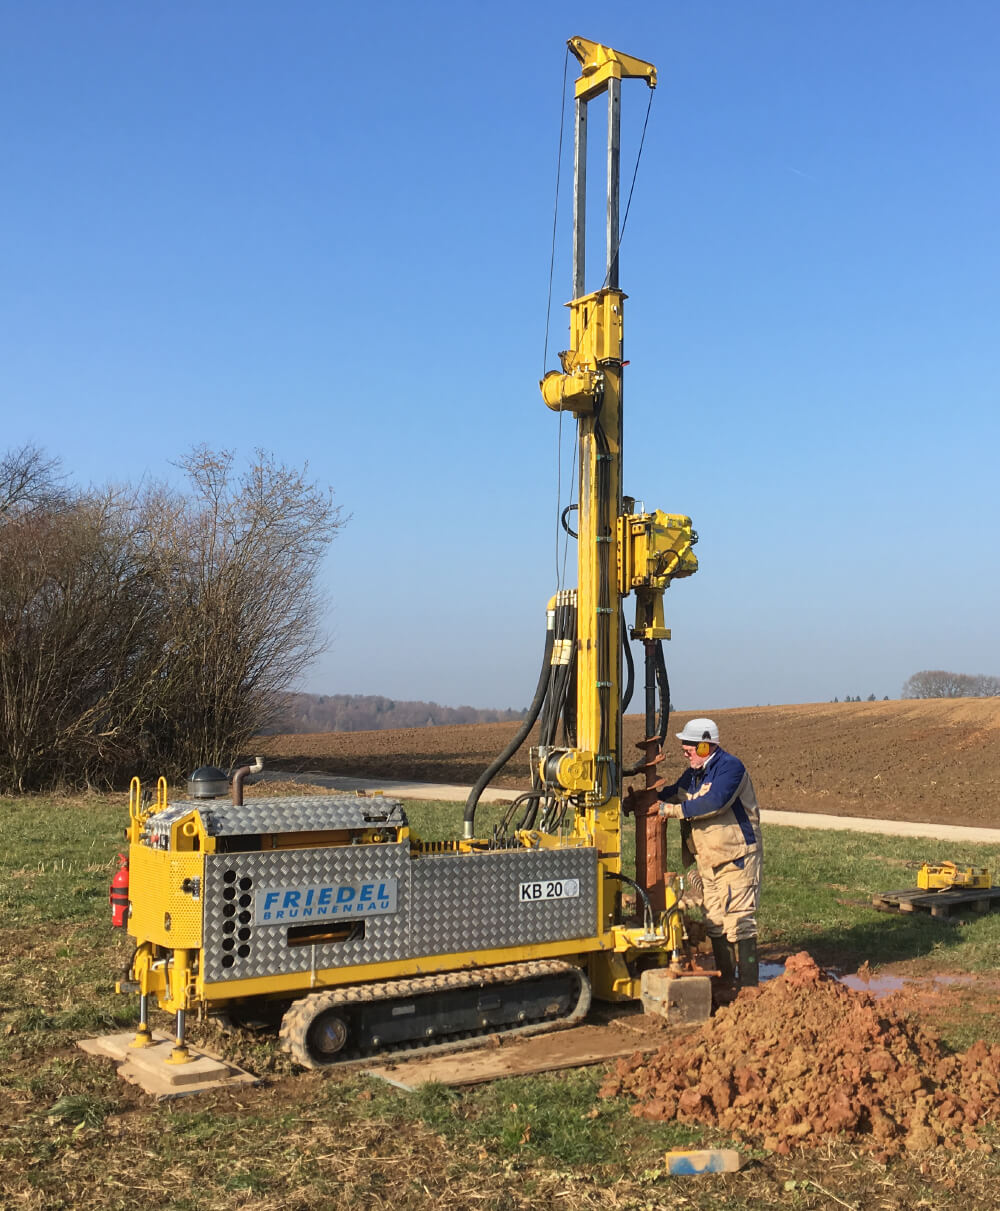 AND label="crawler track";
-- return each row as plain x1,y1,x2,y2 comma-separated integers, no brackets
279,959,591,1070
